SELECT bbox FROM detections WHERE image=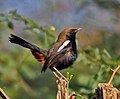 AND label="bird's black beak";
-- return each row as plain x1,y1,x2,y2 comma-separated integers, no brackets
75,28,82,33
